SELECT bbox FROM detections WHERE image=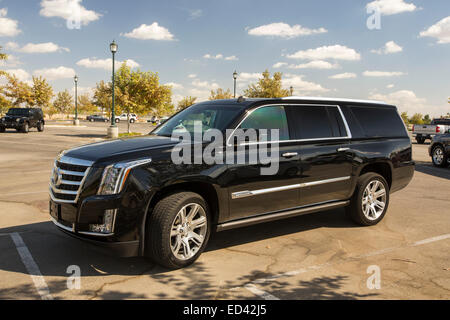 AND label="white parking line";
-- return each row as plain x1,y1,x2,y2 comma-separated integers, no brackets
239,233,450,300
10,232,53,300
